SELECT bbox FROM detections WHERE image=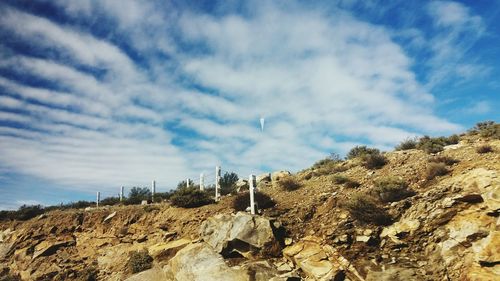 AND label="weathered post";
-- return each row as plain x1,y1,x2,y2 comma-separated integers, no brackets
120,186,124,202
96,191,100,208
249,175,256,215
200,173,205,191
215,166,221,201
151,180,156,202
